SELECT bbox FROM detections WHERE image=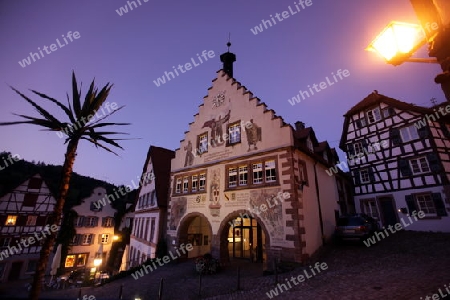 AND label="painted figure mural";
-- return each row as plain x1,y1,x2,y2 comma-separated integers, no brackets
184,140,194,167
169,197,187,230
245,119,262,151
202,110,231,147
